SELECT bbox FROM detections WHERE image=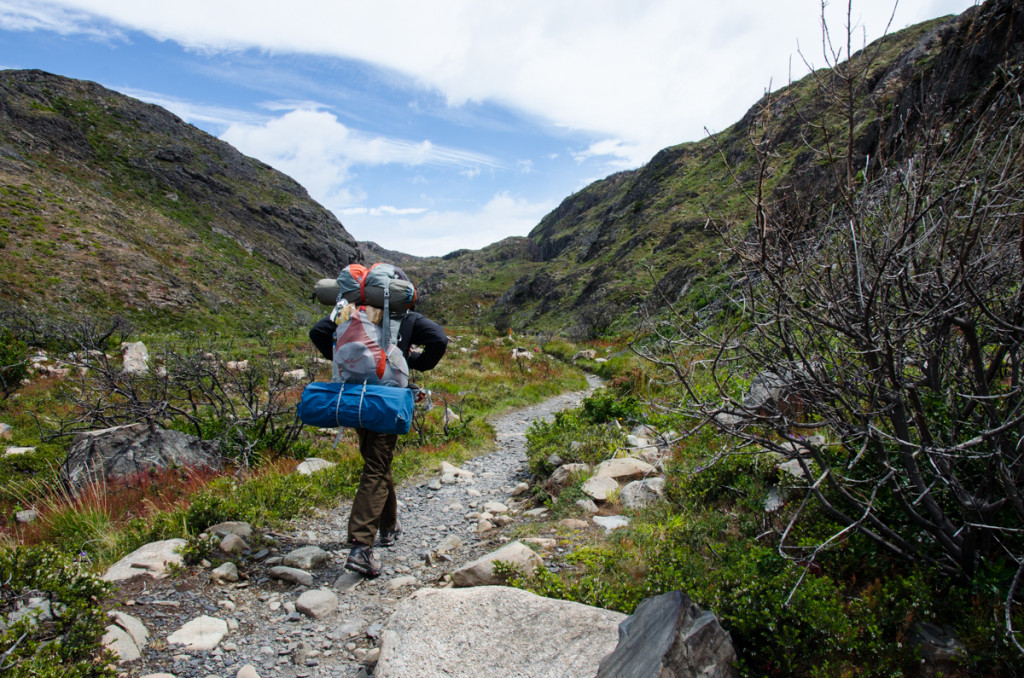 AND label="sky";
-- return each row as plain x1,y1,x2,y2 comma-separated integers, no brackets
0,0,977,257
